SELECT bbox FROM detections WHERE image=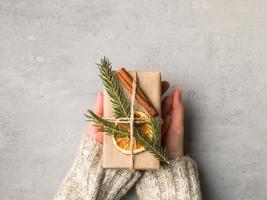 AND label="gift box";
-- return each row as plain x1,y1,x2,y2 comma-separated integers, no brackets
103,68,161,170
